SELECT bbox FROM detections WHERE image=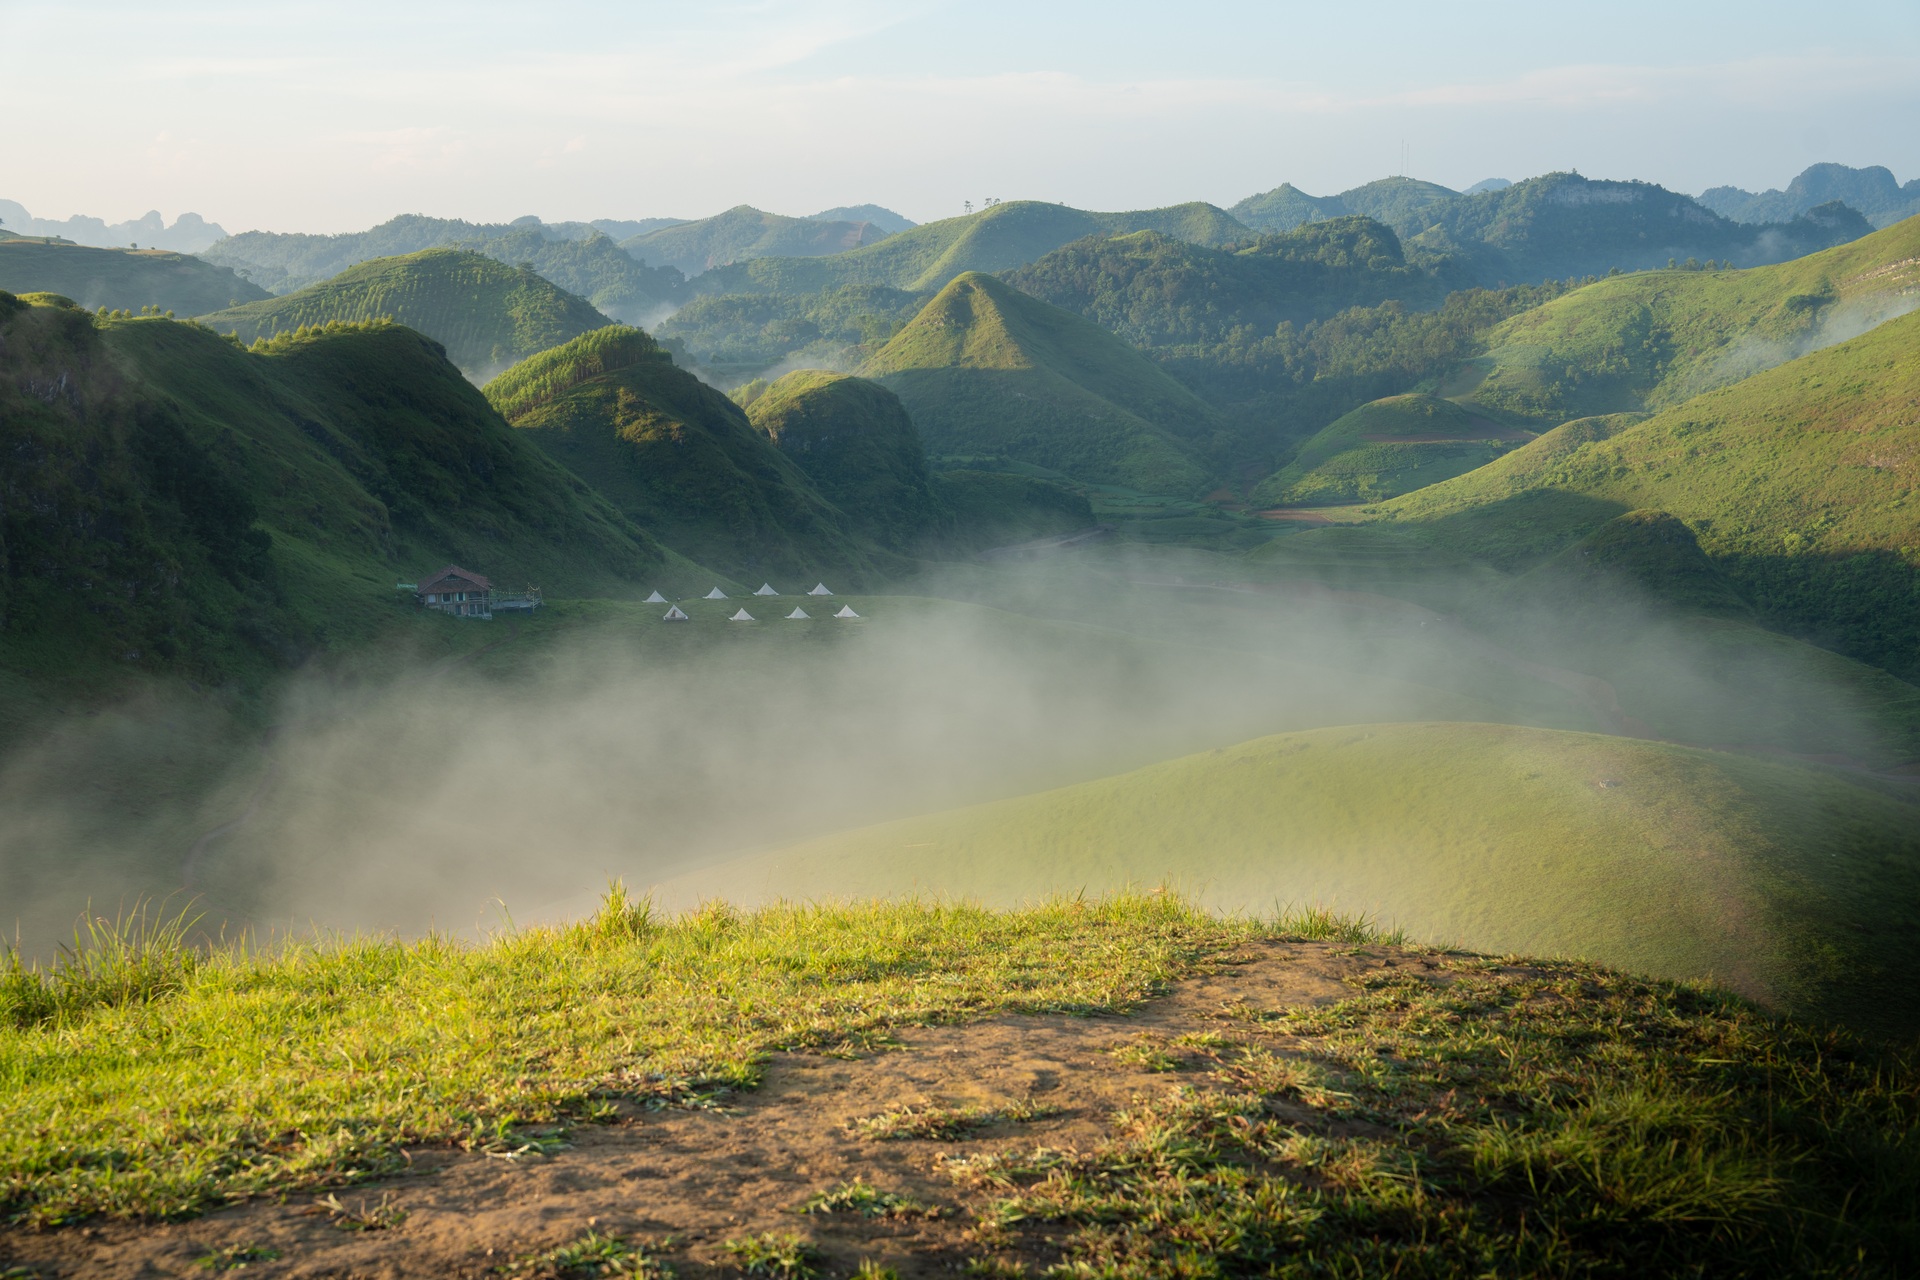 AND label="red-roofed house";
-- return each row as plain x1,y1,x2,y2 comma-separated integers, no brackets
417,565,492,618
